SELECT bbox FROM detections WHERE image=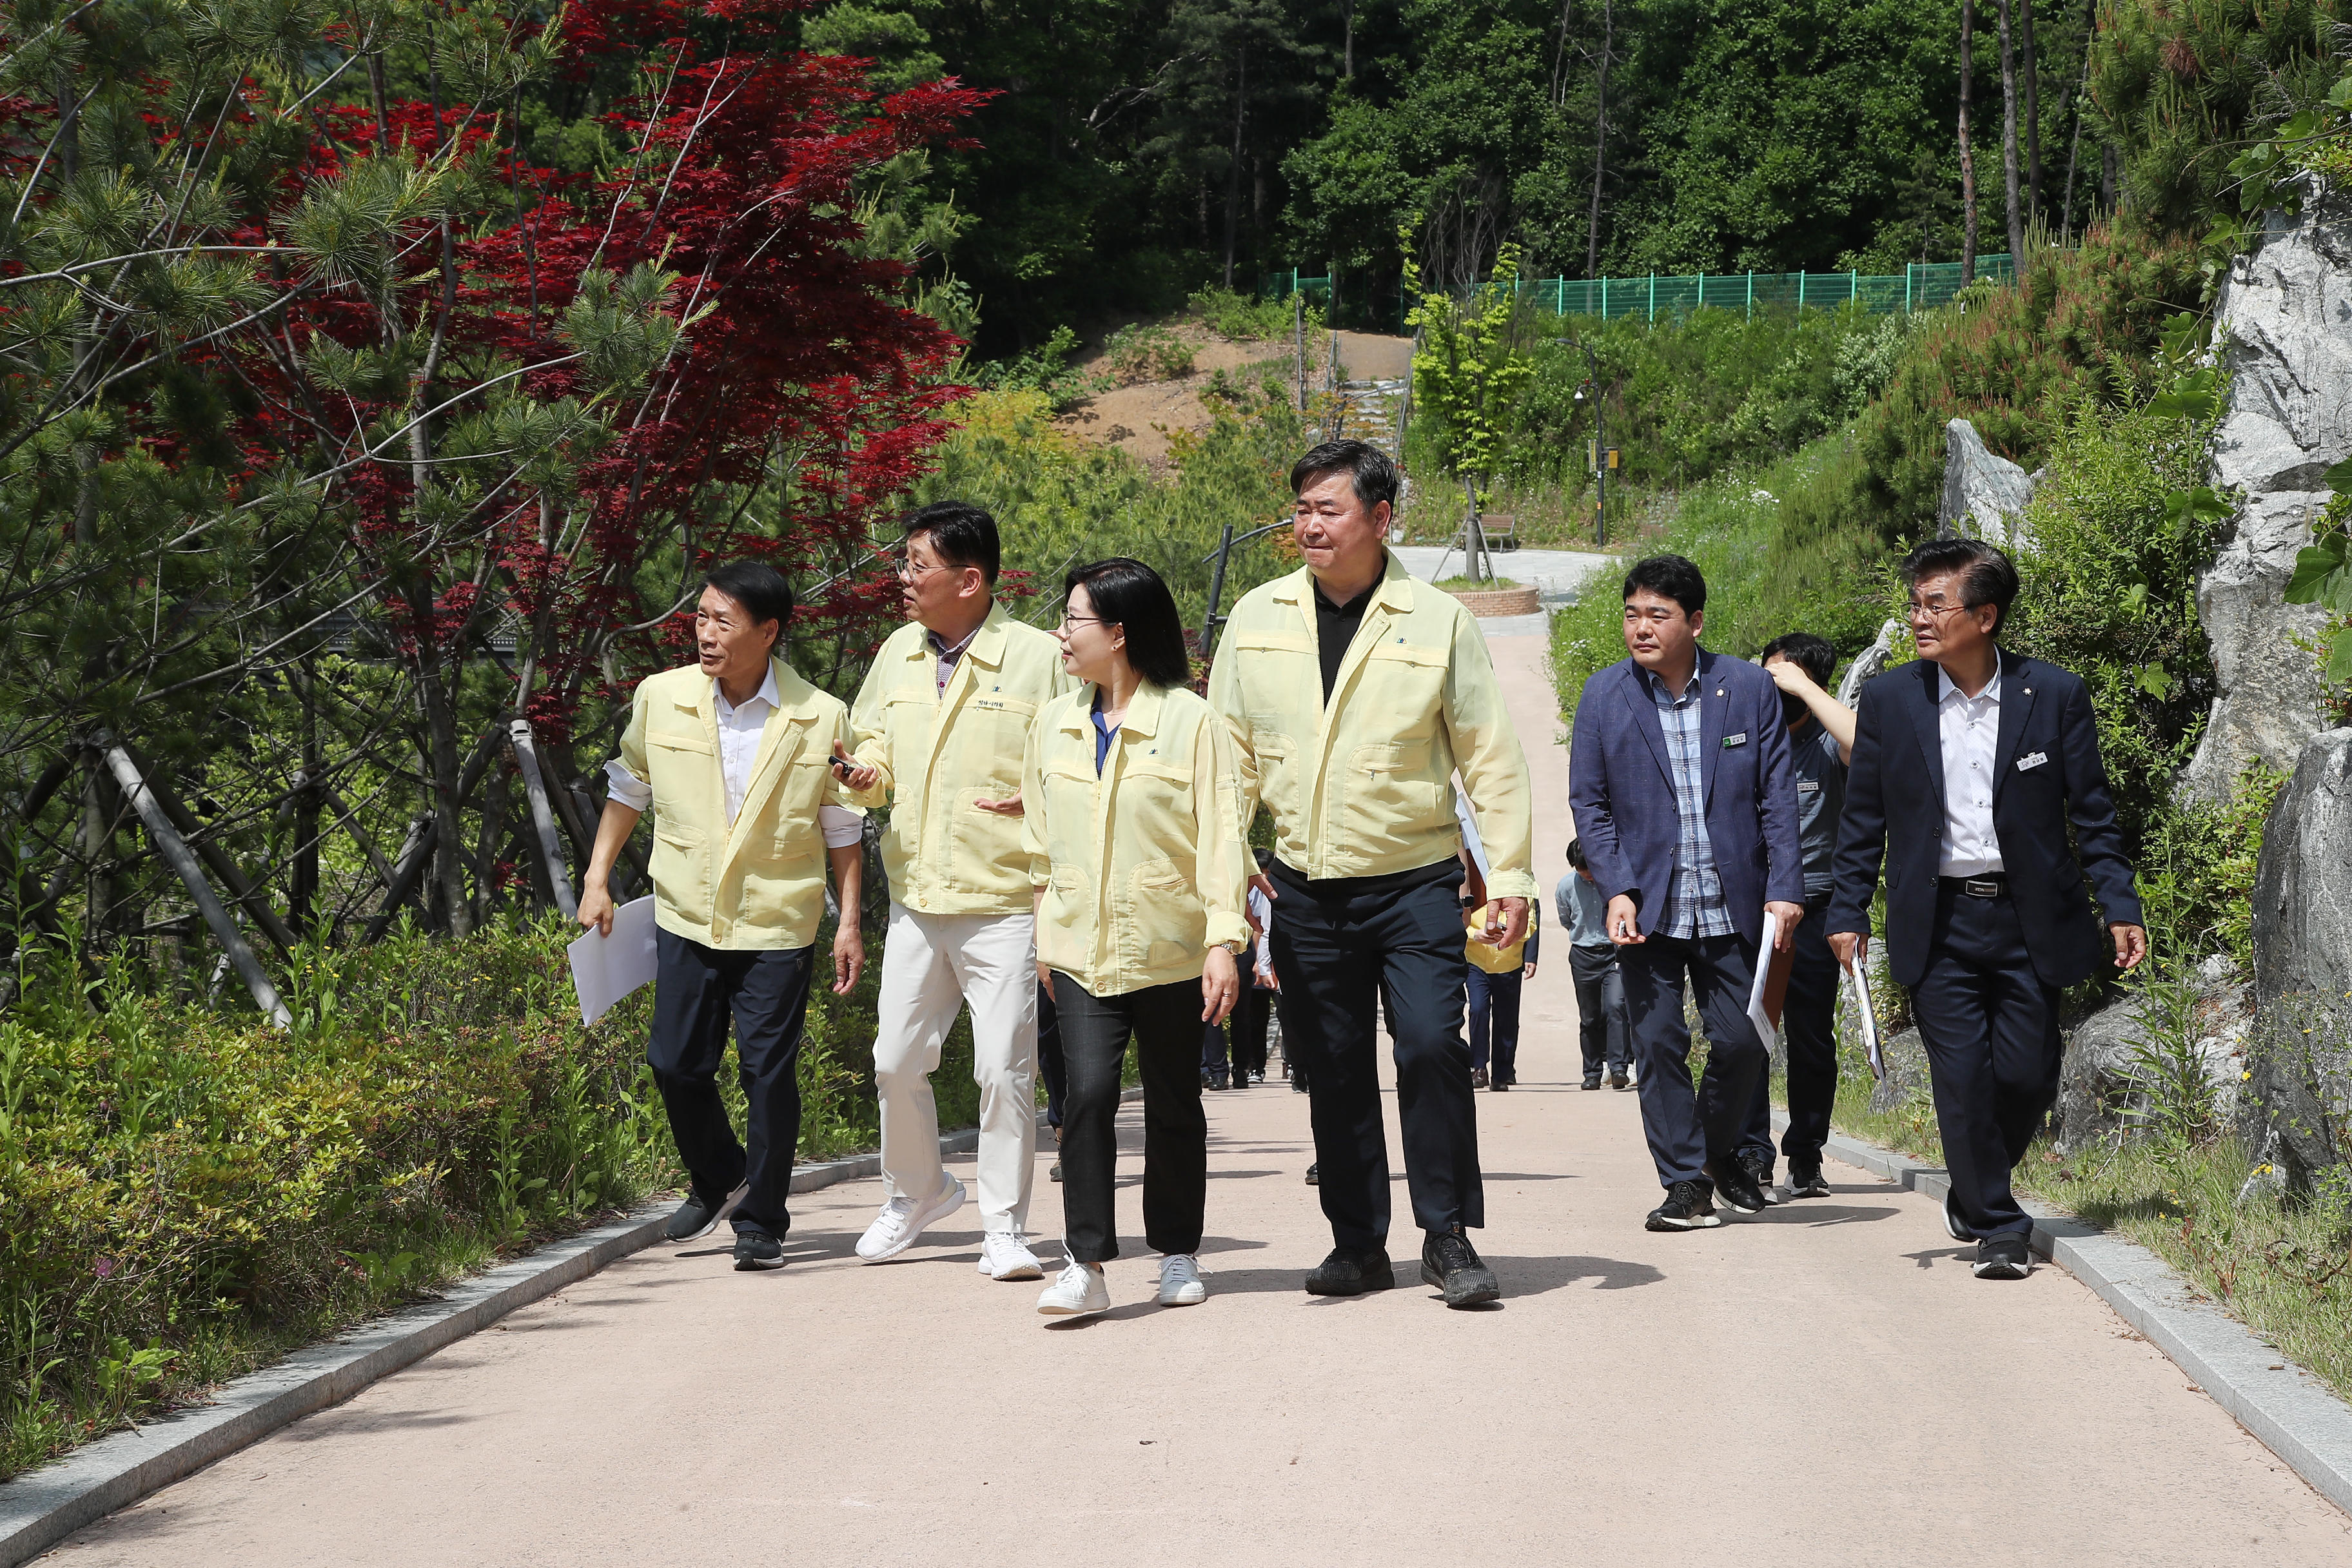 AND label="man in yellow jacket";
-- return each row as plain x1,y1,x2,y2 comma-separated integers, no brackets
834,502,1076,1282
578,562,867,1273
1208,438,1536,1308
